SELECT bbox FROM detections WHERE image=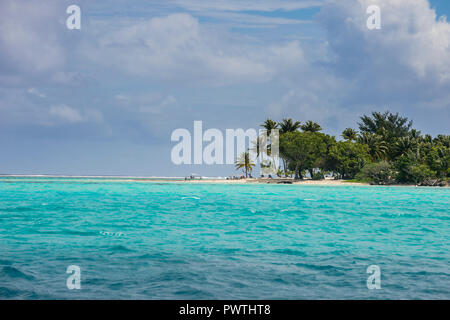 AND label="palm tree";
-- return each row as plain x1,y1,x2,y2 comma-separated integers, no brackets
409,129,422,140
358,132,388,161
435,146,450,178
261,119,278,136
254,118,279,156
235,152,256,178
424,134,433,143
301,120,322,133
341,128,358,141
277,119,300,174
393,136,417,157
434,134,450,147
278,118,301,134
